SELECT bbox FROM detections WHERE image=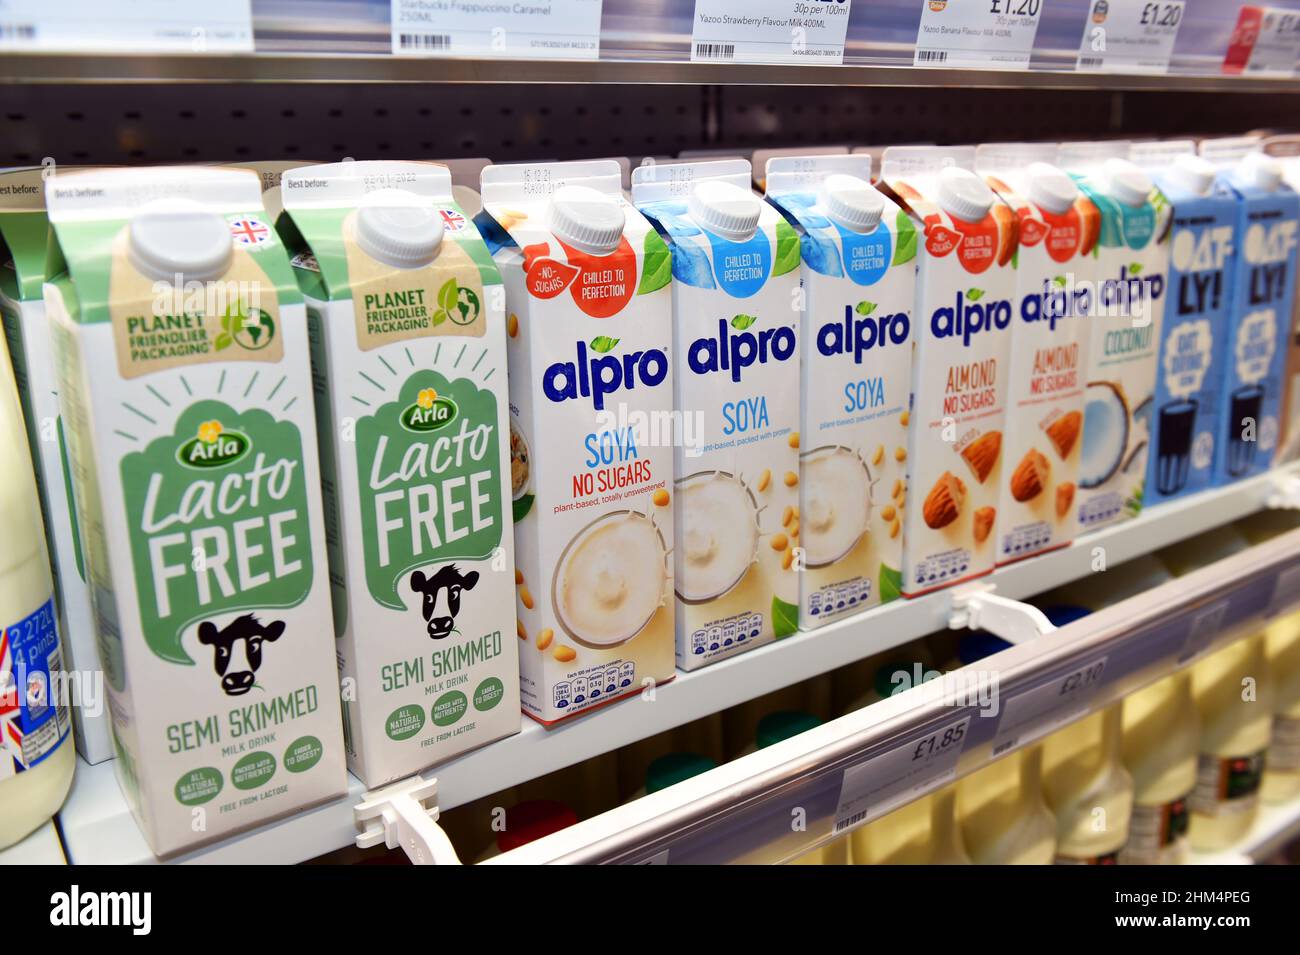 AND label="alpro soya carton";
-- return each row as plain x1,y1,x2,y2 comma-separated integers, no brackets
881,147,1017,596
278,162,519,785
479,161,676,723
976,145,1096,563
0,167,114,764
764,155,914,627
43,167,346,856
632,159,802,666
1201,138,1300,483
1129,141,1236,504
1057,142,1169,531
1263,135,1300,464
